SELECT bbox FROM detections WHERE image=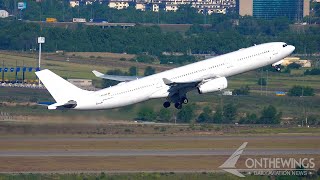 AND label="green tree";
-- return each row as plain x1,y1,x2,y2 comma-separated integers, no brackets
223,103,237,123
137,106,156,121
186,24,205,35
136,55,156,63
287,62,301,70
304,68,320,75
177,104,195,123
239,113,258,124
129,66,138,76
288,86,315,97
307,115,319,125
259,105,281,124
158,108,172,122
197,106,212,123
213,106,223,124
144,66,156,76
233,85,250,95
